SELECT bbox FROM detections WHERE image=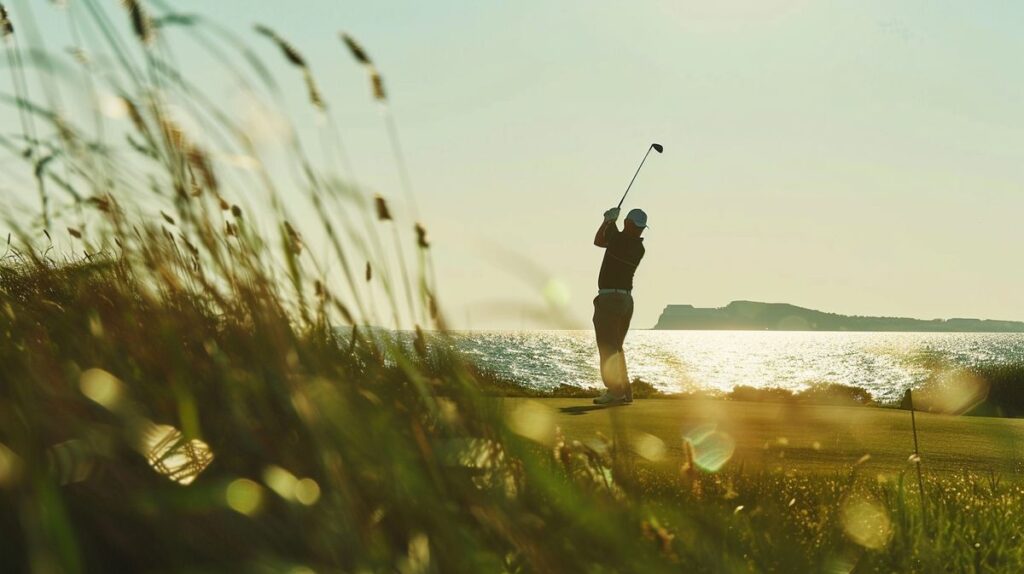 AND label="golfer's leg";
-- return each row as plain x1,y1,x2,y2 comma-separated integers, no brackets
615,296,634,399
593,297,615,391
598,296,625,397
